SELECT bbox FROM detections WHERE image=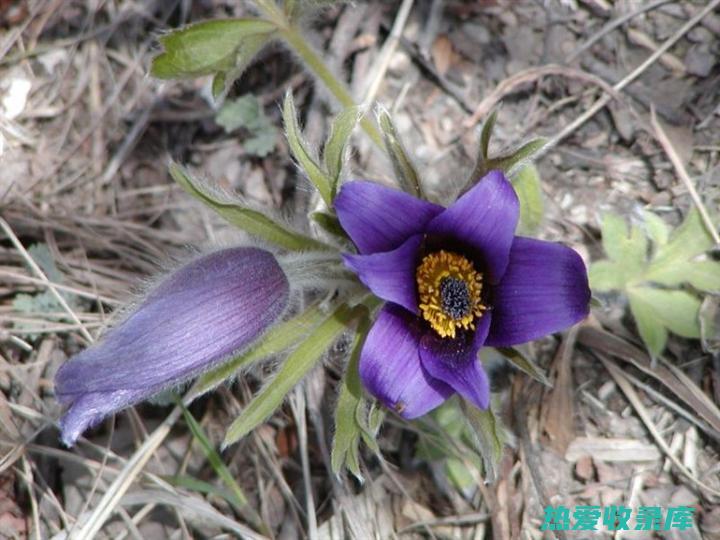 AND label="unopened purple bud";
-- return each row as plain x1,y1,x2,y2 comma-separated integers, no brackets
54,247,289,446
